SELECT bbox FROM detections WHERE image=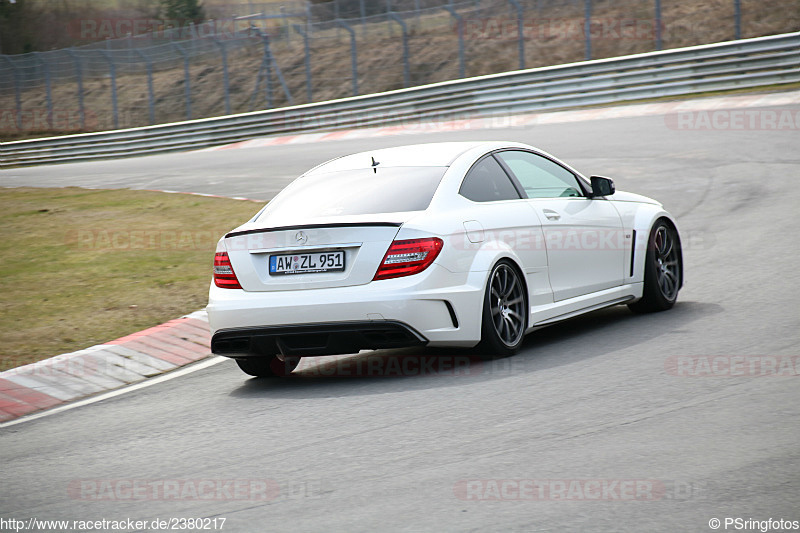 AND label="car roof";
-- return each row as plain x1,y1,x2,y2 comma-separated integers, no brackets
304,141,530,175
